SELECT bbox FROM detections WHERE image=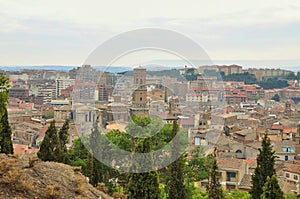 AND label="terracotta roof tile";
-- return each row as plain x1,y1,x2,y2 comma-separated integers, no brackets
283,165,300,174
239,174,252,188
